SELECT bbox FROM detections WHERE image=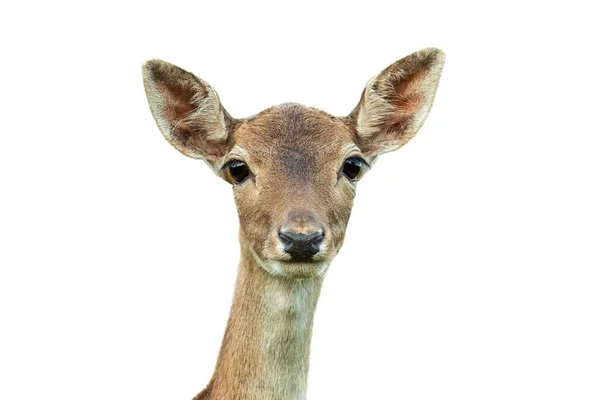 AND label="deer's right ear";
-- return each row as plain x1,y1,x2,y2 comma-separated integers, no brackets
142,60,233,170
